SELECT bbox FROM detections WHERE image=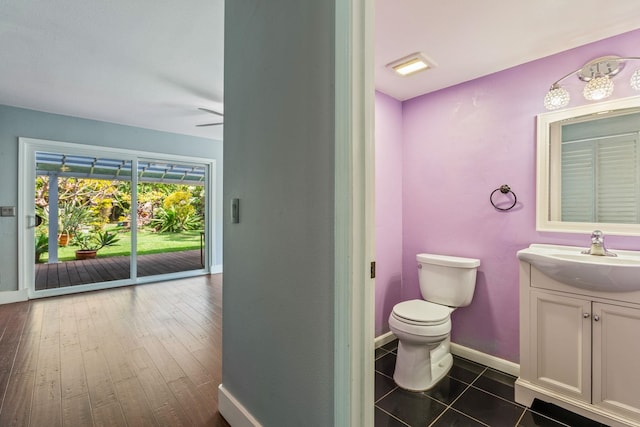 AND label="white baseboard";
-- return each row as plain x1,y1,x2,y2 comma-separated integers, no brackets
218,384,263,427
374,331,520,377
0,289,28,305
450,342,520,377
374,331,396,348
